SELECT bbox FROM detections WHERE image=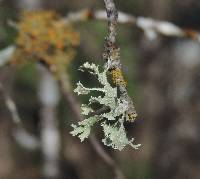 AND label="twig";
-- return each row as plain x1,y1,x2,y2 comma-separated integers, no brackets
103,0,137,121
0,46,15,68
64,9,135,24
0,82,21,125
64,9,200,42
0,82,40,150
58,70,125,179
89,135,125,179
